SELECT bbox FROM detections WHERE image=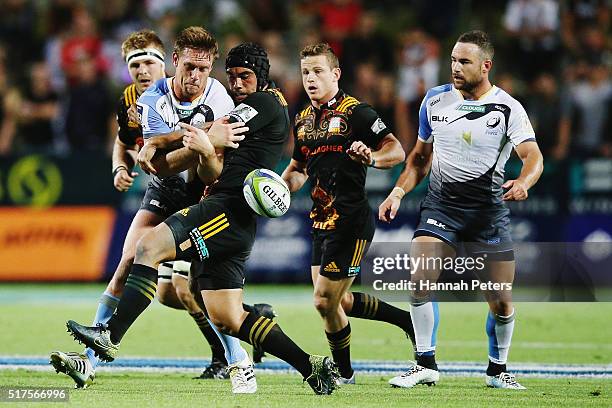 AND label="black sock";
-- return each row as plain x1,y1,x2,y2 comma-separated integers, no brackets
348,292,416,346
107,264,157,344
326,323,353,379
190,311,227,365
416,353,438,371
486,361,507,376
237,312,311,377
